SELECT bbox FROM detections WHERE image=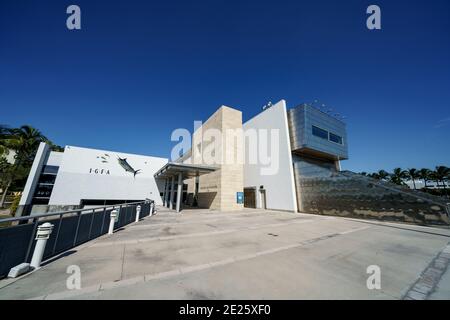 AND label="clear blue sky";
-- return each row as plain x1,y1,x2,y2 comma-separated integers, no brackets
1,0,449,173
